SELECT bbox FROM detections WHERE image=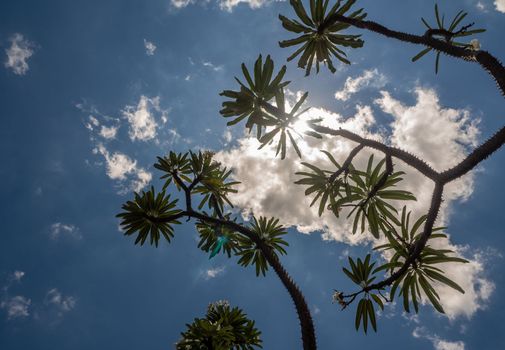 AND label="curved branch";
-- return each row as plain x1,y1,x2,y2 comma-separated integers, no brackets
329,143,364,183
311,125,439,180
320,14,505,96
440,125,505,183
